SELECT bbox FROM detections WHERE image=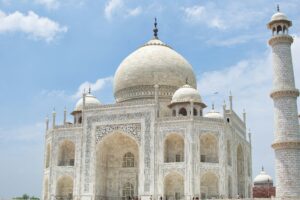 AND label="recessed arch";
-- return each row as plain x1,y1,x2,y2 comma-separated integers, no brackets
228,175,232,198
277,25,282,34
164,172,184,200
272,27,276,35
45,144,51,168
44,178,49,200
247,156,251,177
164,134,184,163
57,140,75,166
200,134,219,163
248,184,252,198
122,182,134,200
227,140,232,166
95,132,139,198
237,144,245,197
179,107,187,116
193,108,198,116
283,25,287,34
200,172,219,199
56,176,73,199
